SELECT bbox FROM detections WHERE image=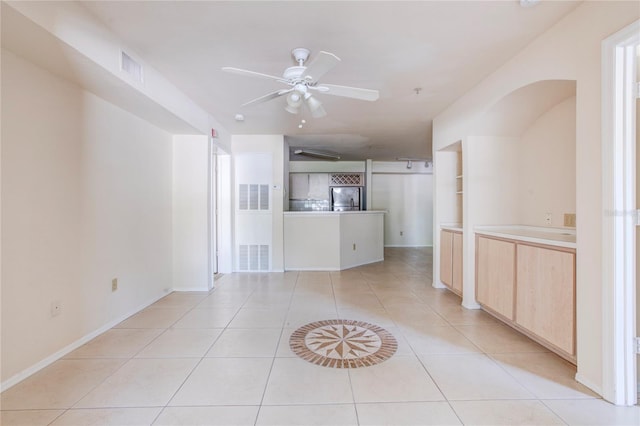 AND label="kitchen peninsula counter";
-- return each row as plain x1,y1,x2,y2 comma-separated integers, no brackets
284,210,385,270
